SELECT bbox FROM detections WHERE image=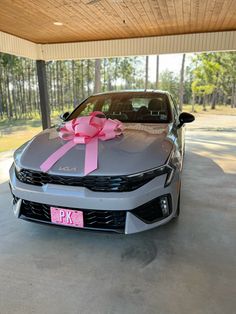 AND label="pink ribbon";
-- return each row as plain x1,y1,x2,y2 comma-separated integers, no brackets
40,111,123,175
